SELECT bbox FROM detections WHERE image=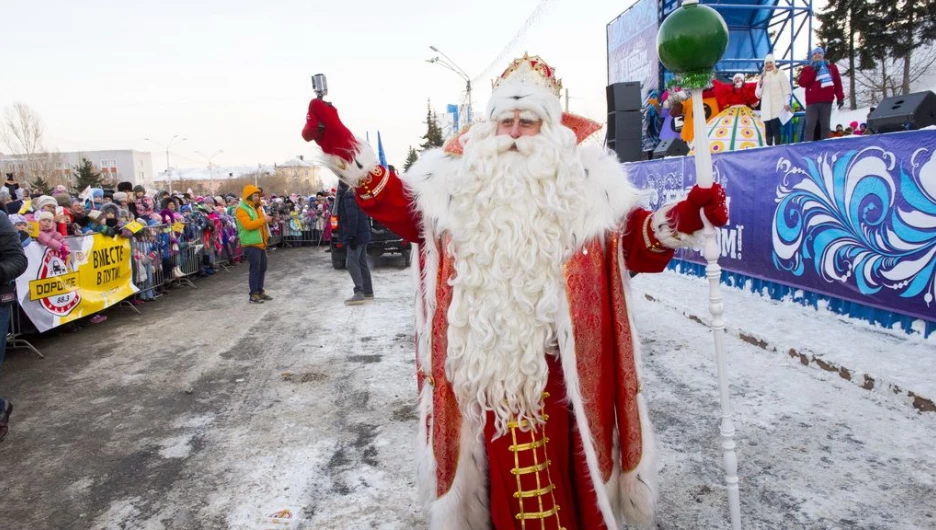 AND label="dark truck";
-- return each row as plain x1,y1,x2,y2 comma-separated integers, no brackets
330,211,412,269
